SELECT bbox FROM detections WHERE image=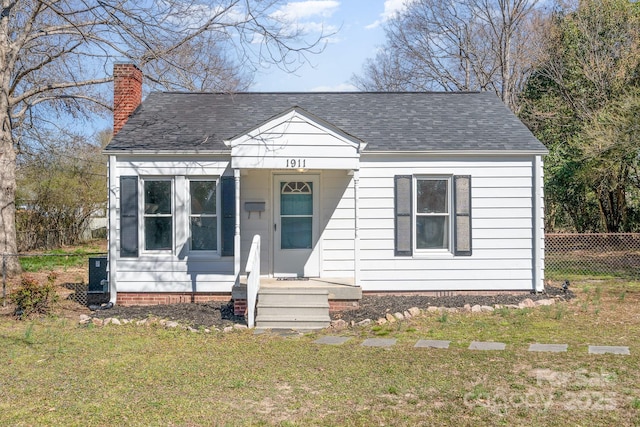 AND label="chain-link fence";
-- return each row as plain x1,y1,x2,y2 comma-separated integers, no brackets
545,233,640,282
3,234,640,307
